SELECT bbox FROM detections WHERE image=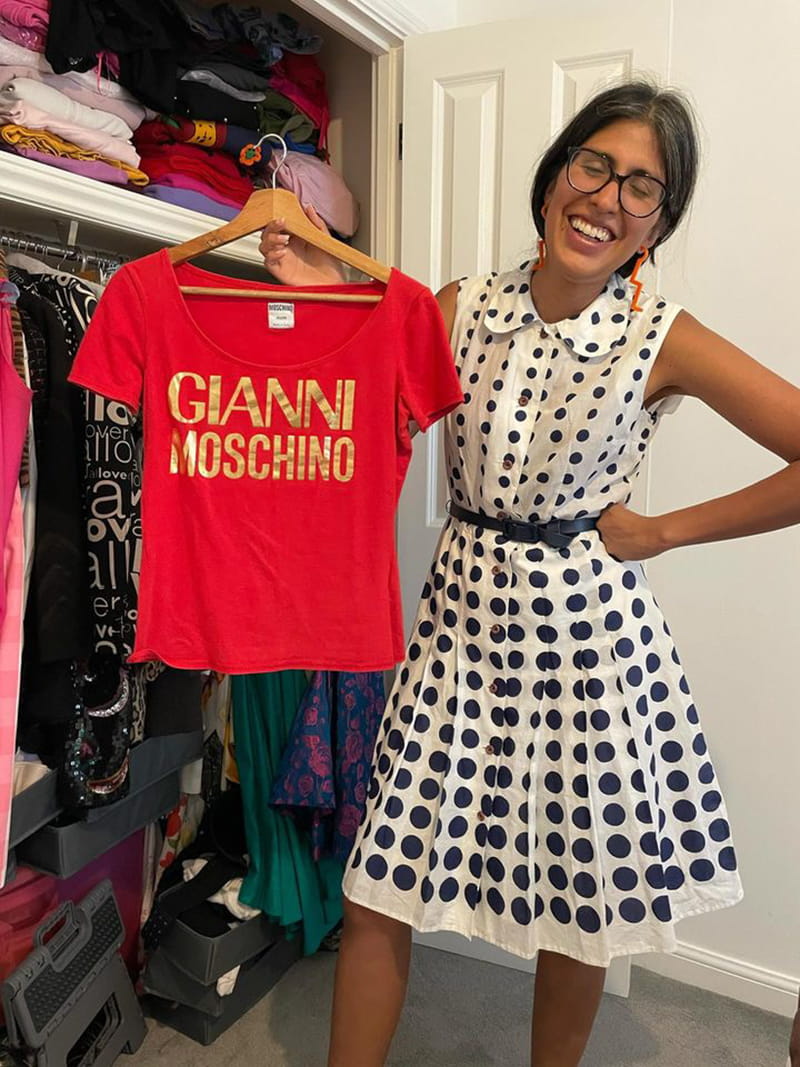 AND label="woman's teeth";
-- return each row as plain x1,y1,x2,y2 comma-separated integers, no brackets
570,217,612,242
